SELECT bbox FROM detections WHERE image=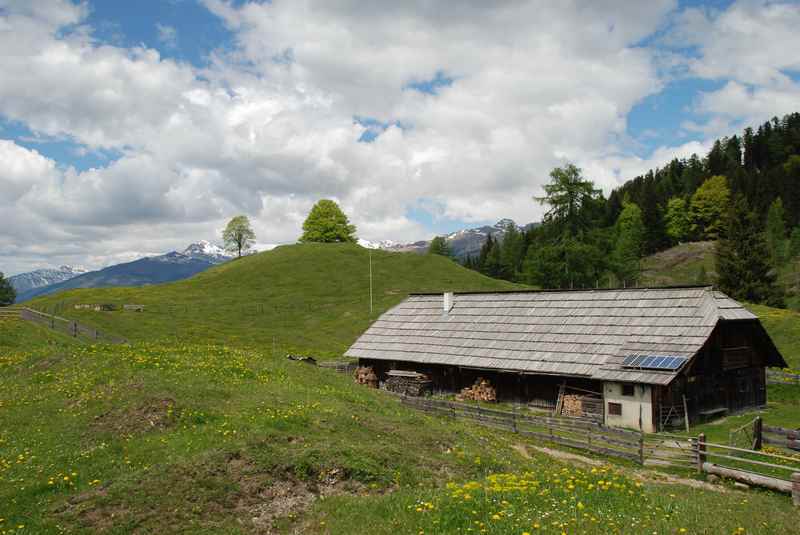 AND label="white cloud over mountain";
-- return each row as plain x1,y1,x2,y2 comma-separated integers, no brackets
1,0,800,274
